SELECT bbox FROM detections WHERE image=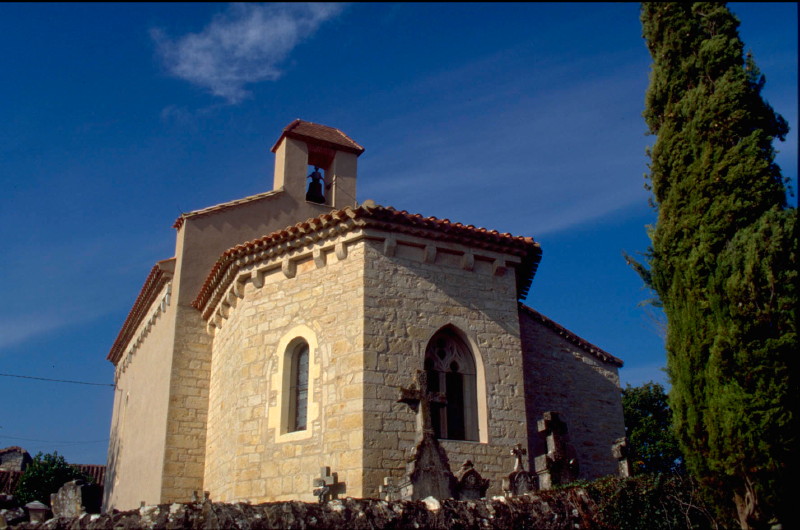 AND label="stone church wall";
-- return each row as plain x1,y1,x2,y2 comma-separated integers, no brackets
160,305,212,503
519,311,624,479
105,283,176,510
362,236,529,497
204,237,366,502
